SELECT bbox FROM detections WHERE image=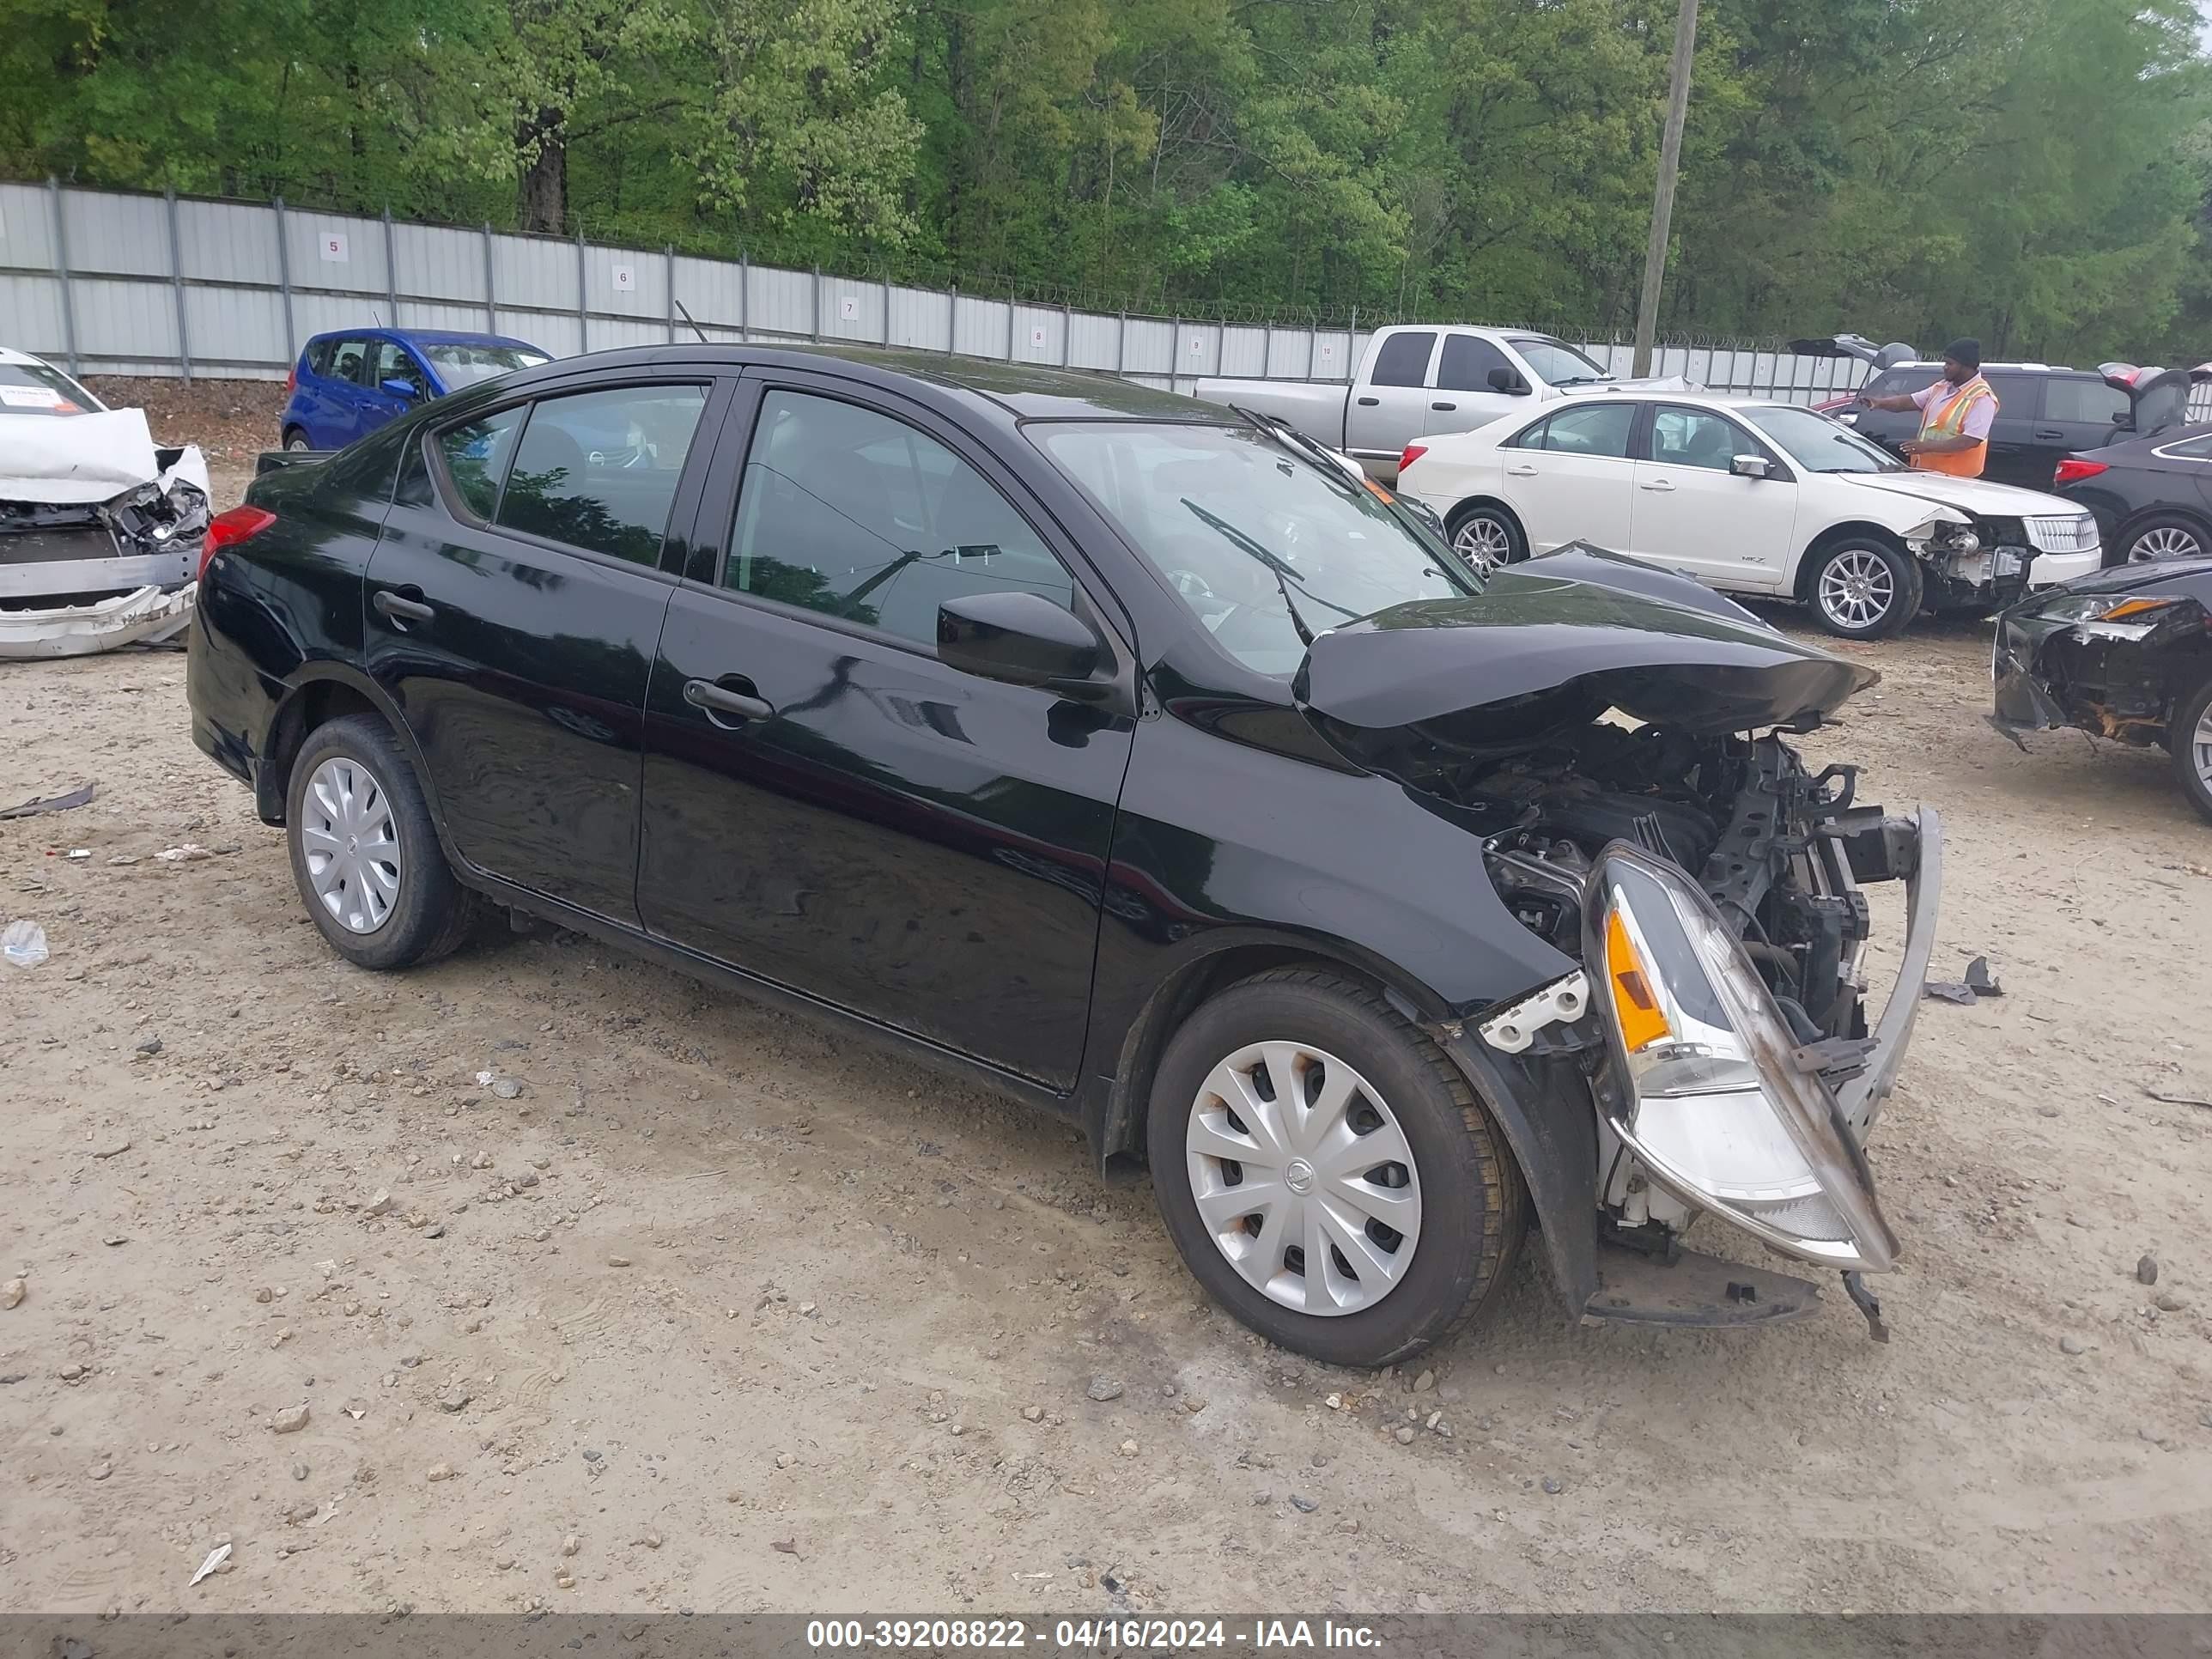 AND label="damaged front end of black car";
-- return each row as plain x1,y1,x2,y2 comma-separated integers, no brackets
1992,556,2212,823
1295,549,1941,1339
